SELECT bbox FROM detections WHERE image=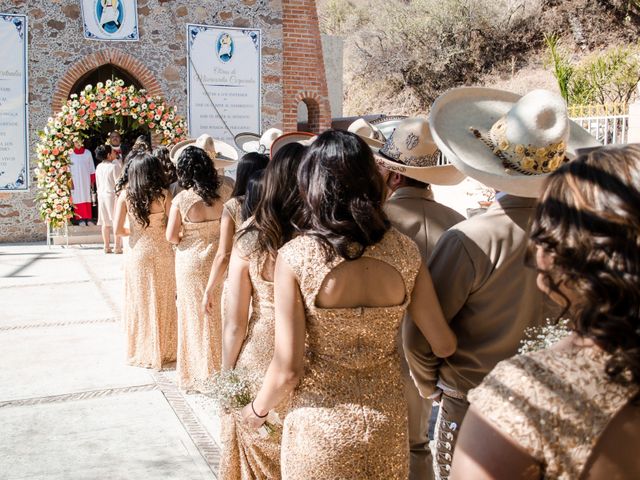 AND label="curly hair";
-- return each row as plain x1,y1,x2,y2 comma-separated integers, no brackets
124,152,168,228
176,146,221,205
297,130,390,260
531,144,640,397
239,143,305,259
153,146,177,186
